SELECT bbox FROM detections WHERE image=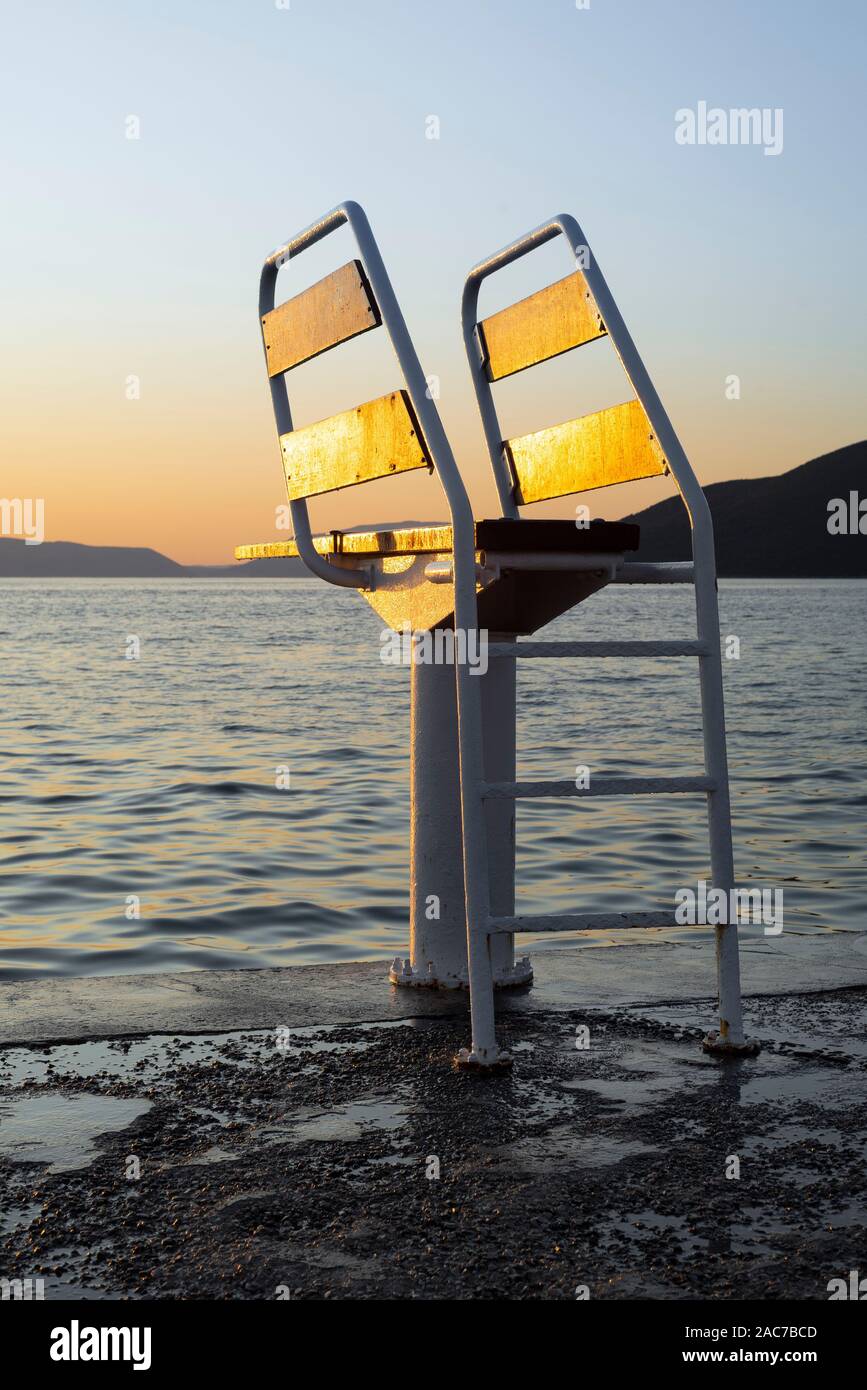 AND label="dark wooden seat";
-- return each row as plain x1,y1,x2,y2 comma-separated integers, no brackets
475,517,639,553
